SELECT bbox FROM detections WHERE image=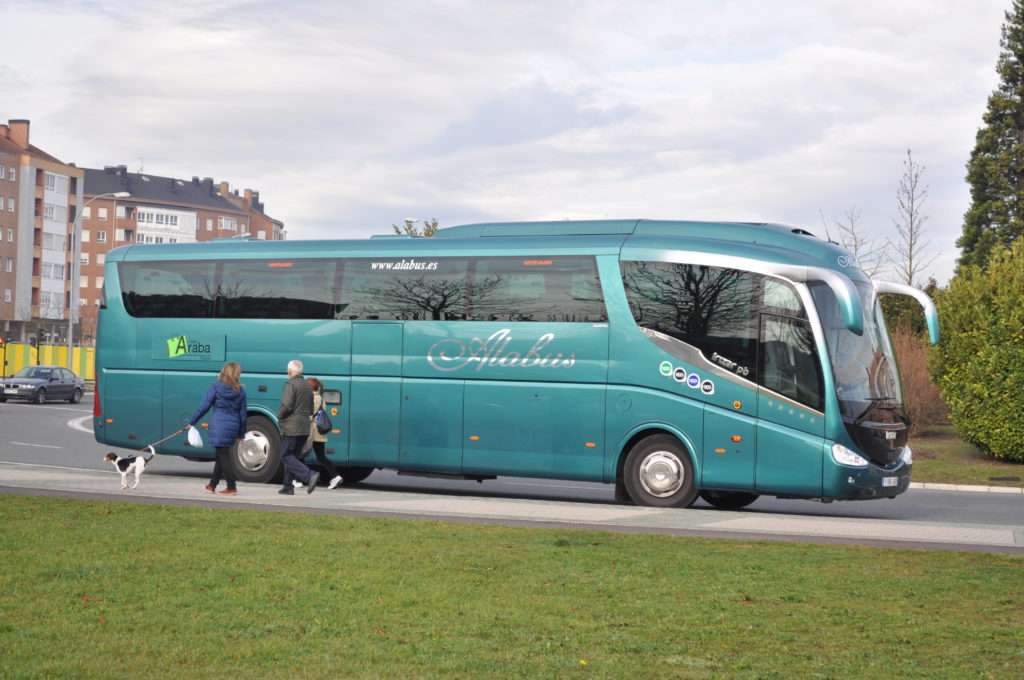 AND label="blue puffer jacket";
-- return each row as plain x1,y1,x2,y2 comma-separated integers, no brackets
189,382,248,447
